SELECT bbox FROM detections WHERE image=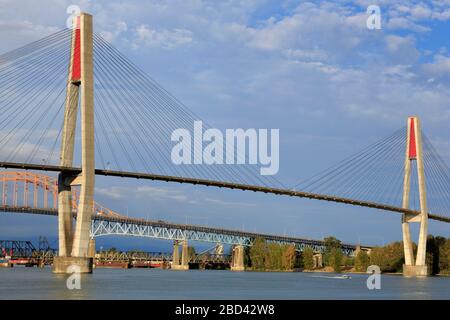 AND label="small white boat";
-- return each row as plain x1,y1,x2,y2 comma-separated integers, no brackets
312,274,352,279
335,275,351,279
